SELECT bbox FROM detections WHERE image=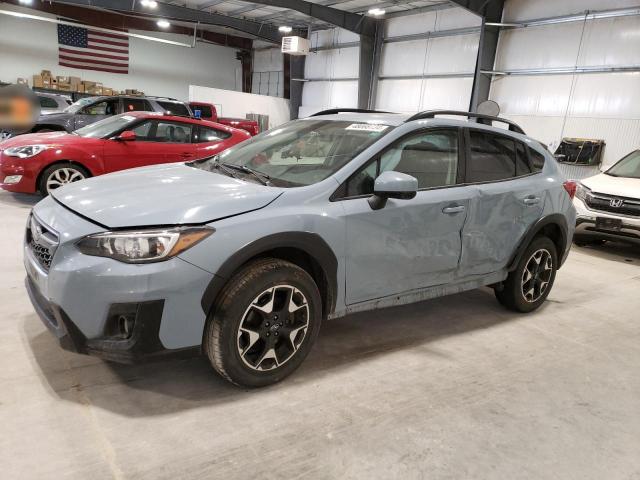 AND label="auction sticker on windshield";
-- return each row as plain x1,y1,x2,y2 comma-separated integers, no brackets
345,123,389,132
